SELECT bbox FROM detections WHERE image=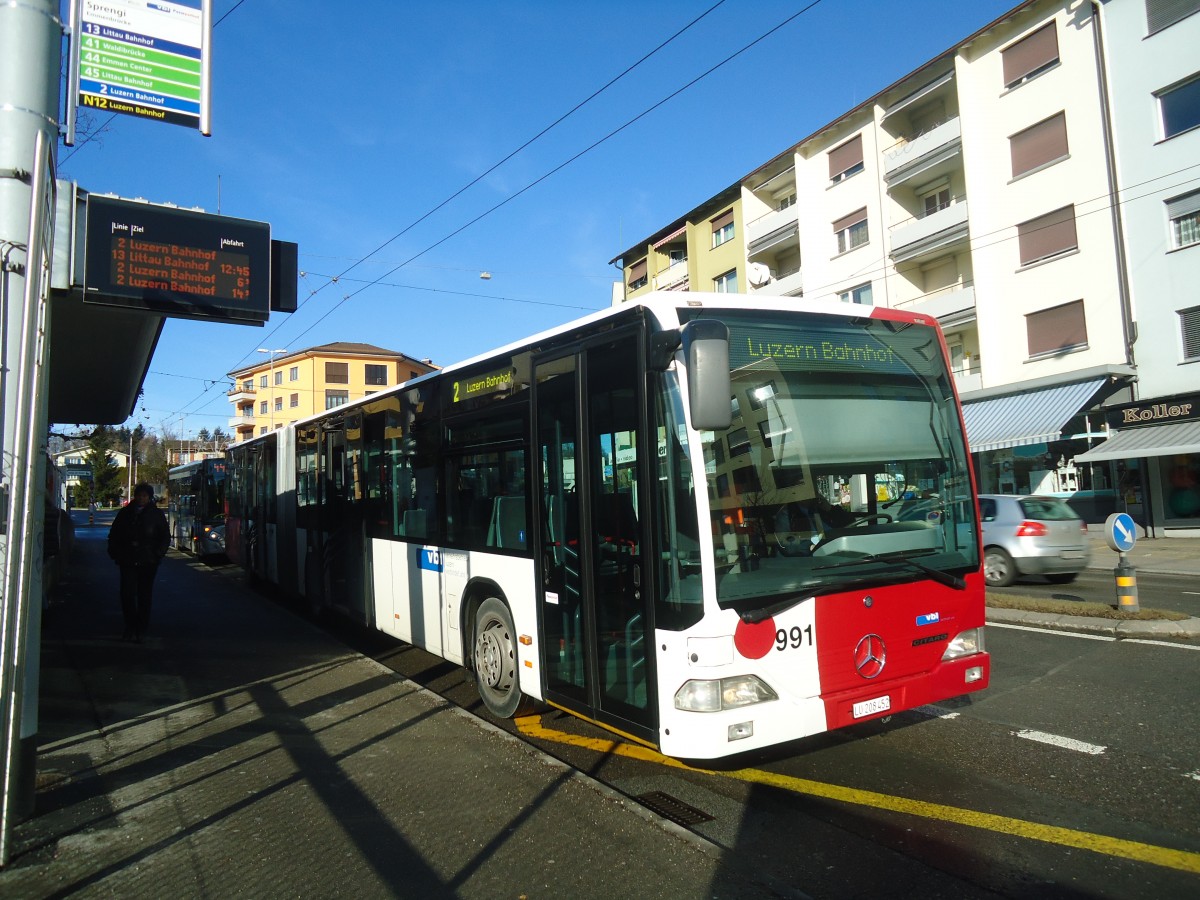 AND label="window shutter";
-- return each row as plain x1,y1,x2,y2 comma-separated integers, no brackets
1002,22,1059,87
325,361,349,383
711,210,734,232
629,259,647,282
1146,0,1200,34
1018,205,1077,265
1027,300,1087,356
833,207,868,234
1010,112,1068,177
827,134,864,179
1167,190,1200,220
1181,308,1200,359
